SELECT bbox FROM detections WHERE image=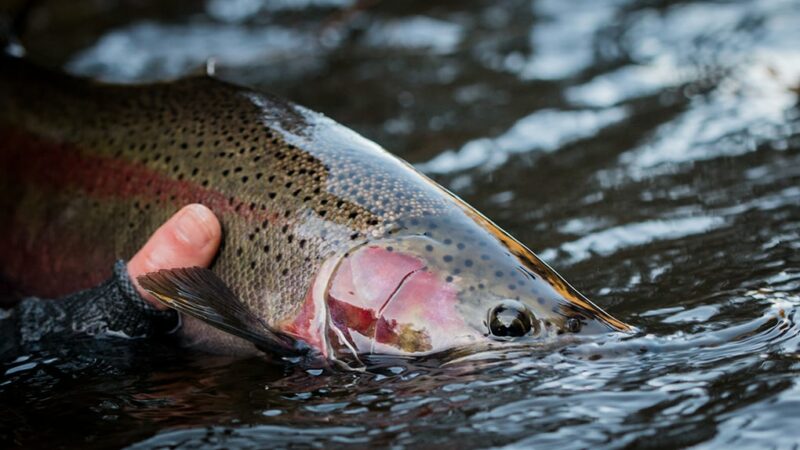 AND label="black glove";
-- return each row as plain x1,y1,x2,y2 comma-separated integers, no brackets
1,261,179,353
